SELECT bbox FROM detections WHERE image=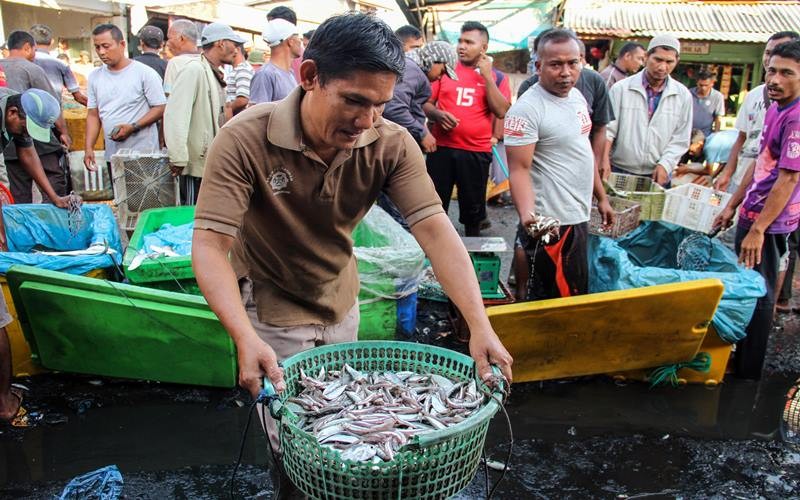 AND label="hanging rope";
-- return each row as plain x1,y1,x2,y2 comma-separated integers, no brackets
648,352,712,387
